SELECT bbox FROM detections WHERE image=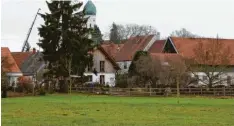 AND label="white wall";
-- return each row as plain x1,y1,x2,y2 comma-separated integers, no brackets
6,72,23,87
90,49,116,73
189,72,234,87
84,72,116,87
85,15,96,28
117,61,132,74
83,48,118,87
